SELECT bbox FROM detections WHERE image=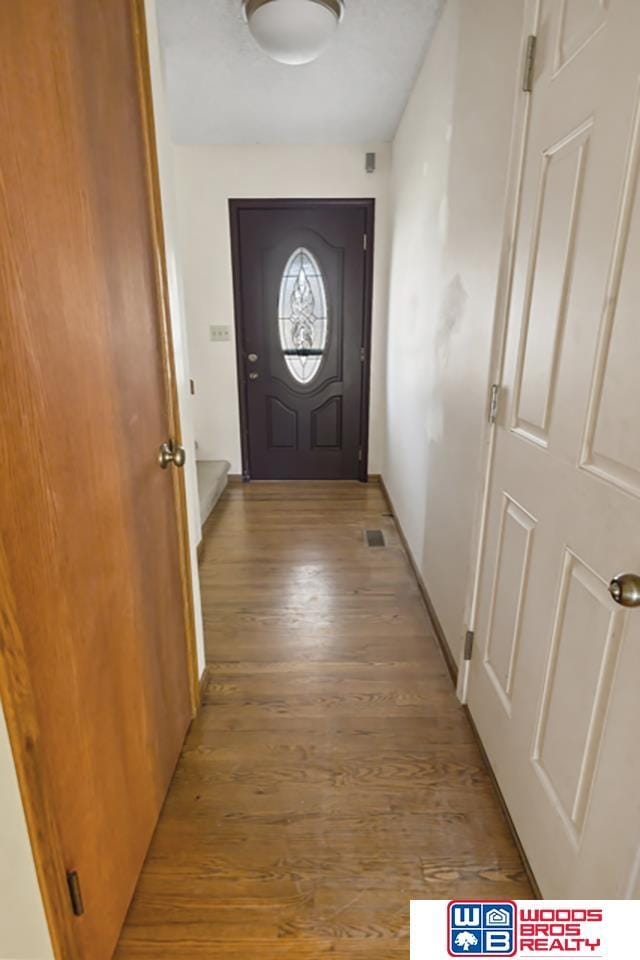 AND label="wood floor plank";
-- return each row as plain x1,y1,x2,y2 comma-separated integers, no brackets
116,480,531,959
